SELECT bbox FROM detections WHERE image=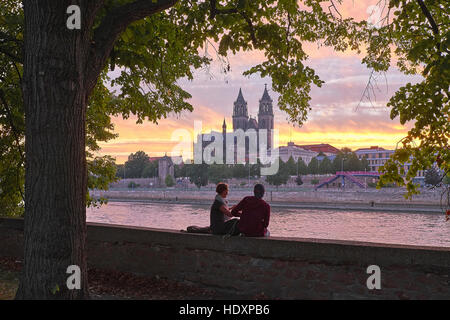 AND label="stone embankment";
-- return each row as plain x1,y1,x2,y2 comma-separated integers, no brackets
91,188,444,213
